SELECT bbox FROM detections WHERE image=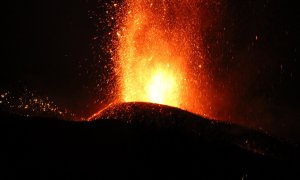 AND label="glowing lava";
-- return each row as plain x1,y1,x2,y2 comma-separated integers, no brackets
87,0,228,121
116,0,200,109
147,68,178,105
